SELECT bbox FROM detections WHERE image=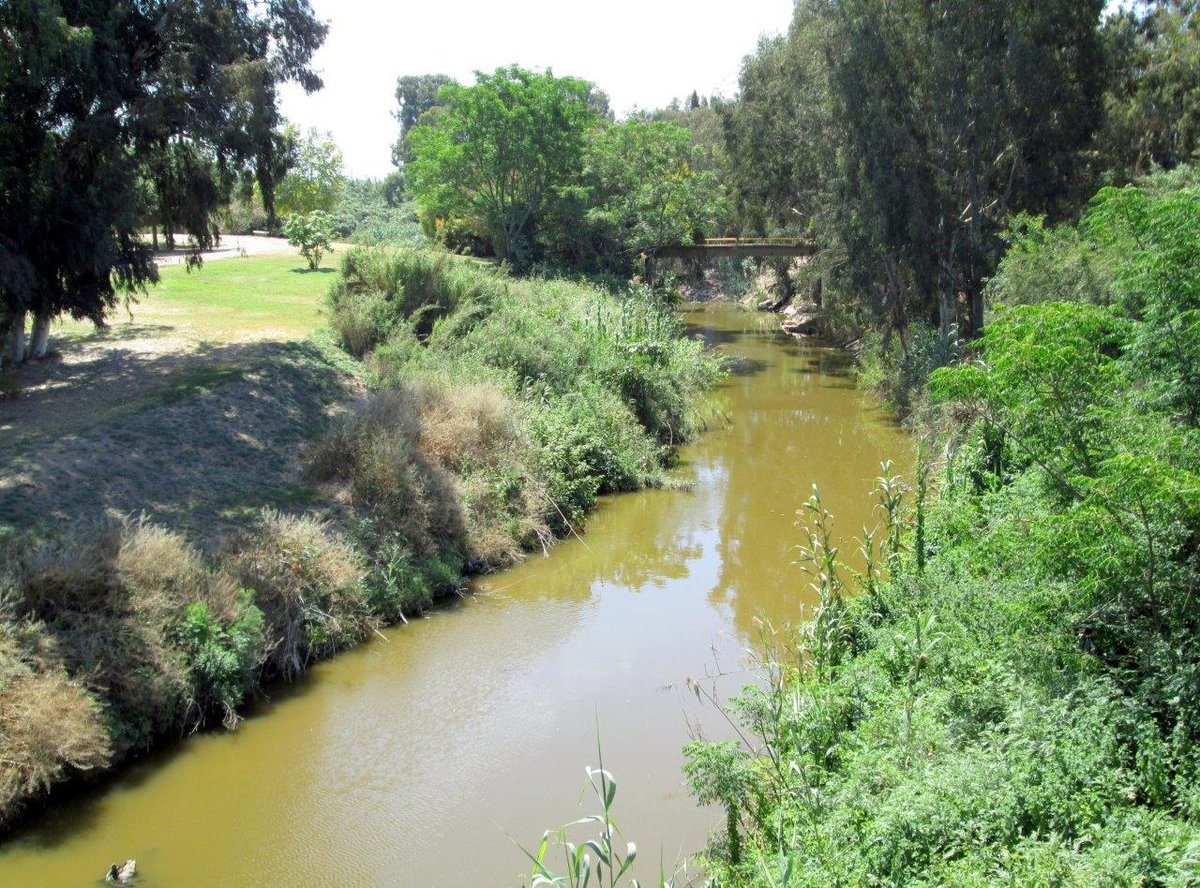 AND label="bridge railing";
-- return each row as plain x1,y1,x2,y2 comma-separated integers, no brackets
696,237,807,246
